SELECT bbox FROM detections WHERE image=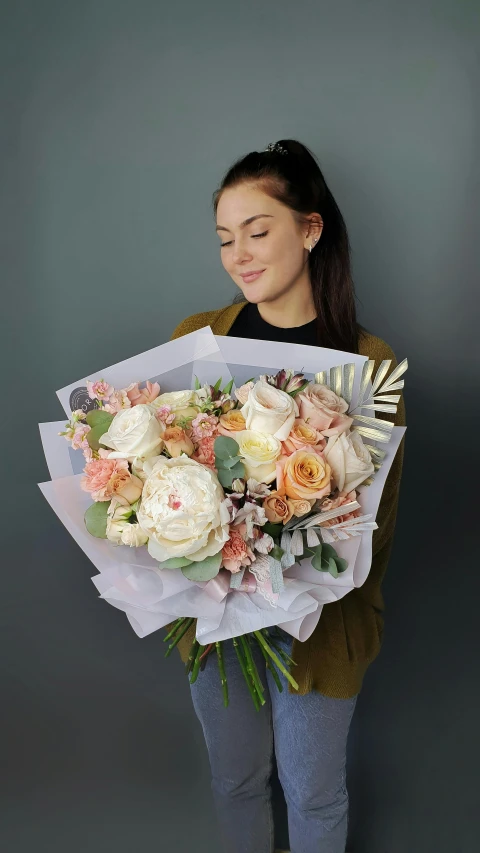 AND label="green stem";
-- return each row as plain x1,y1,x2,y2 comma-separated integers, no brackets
253,630,299,691
185,639,200,675
233,636,260,711
164,618,195,657
163,617,186,643
262,629,297,667
240,635,266,705
216,642,229,708
257,638,283,693
189,642,205,684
